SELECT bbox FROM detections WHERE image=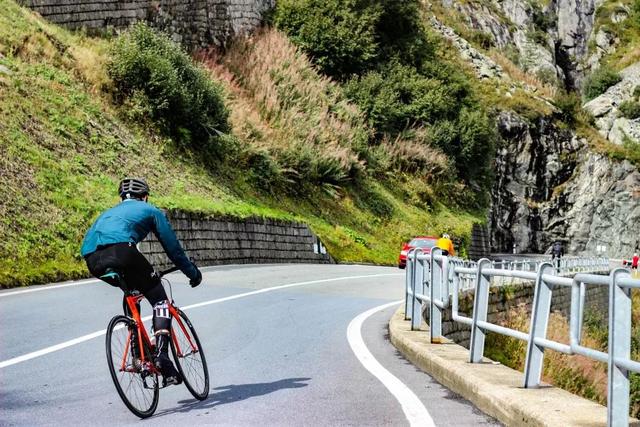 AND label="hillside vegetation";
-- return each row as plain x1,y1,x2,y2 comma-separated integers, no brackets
0,0,482,287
